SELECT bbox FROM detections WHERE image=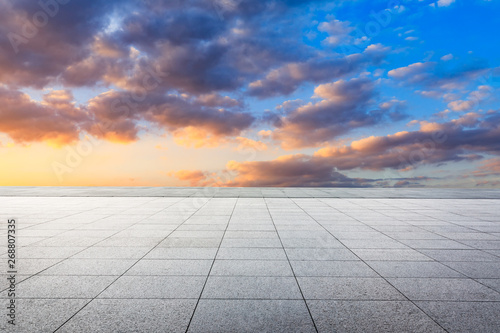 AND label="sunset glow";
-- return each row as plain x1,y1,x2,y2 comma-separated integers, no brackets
1,0,499,187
